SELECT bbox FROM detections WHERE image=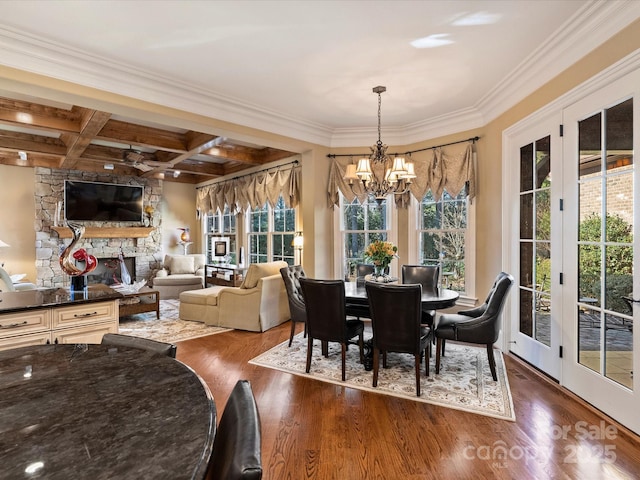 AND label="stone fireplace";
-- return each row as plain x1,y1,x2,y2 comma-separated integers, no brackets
34,167,163,288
